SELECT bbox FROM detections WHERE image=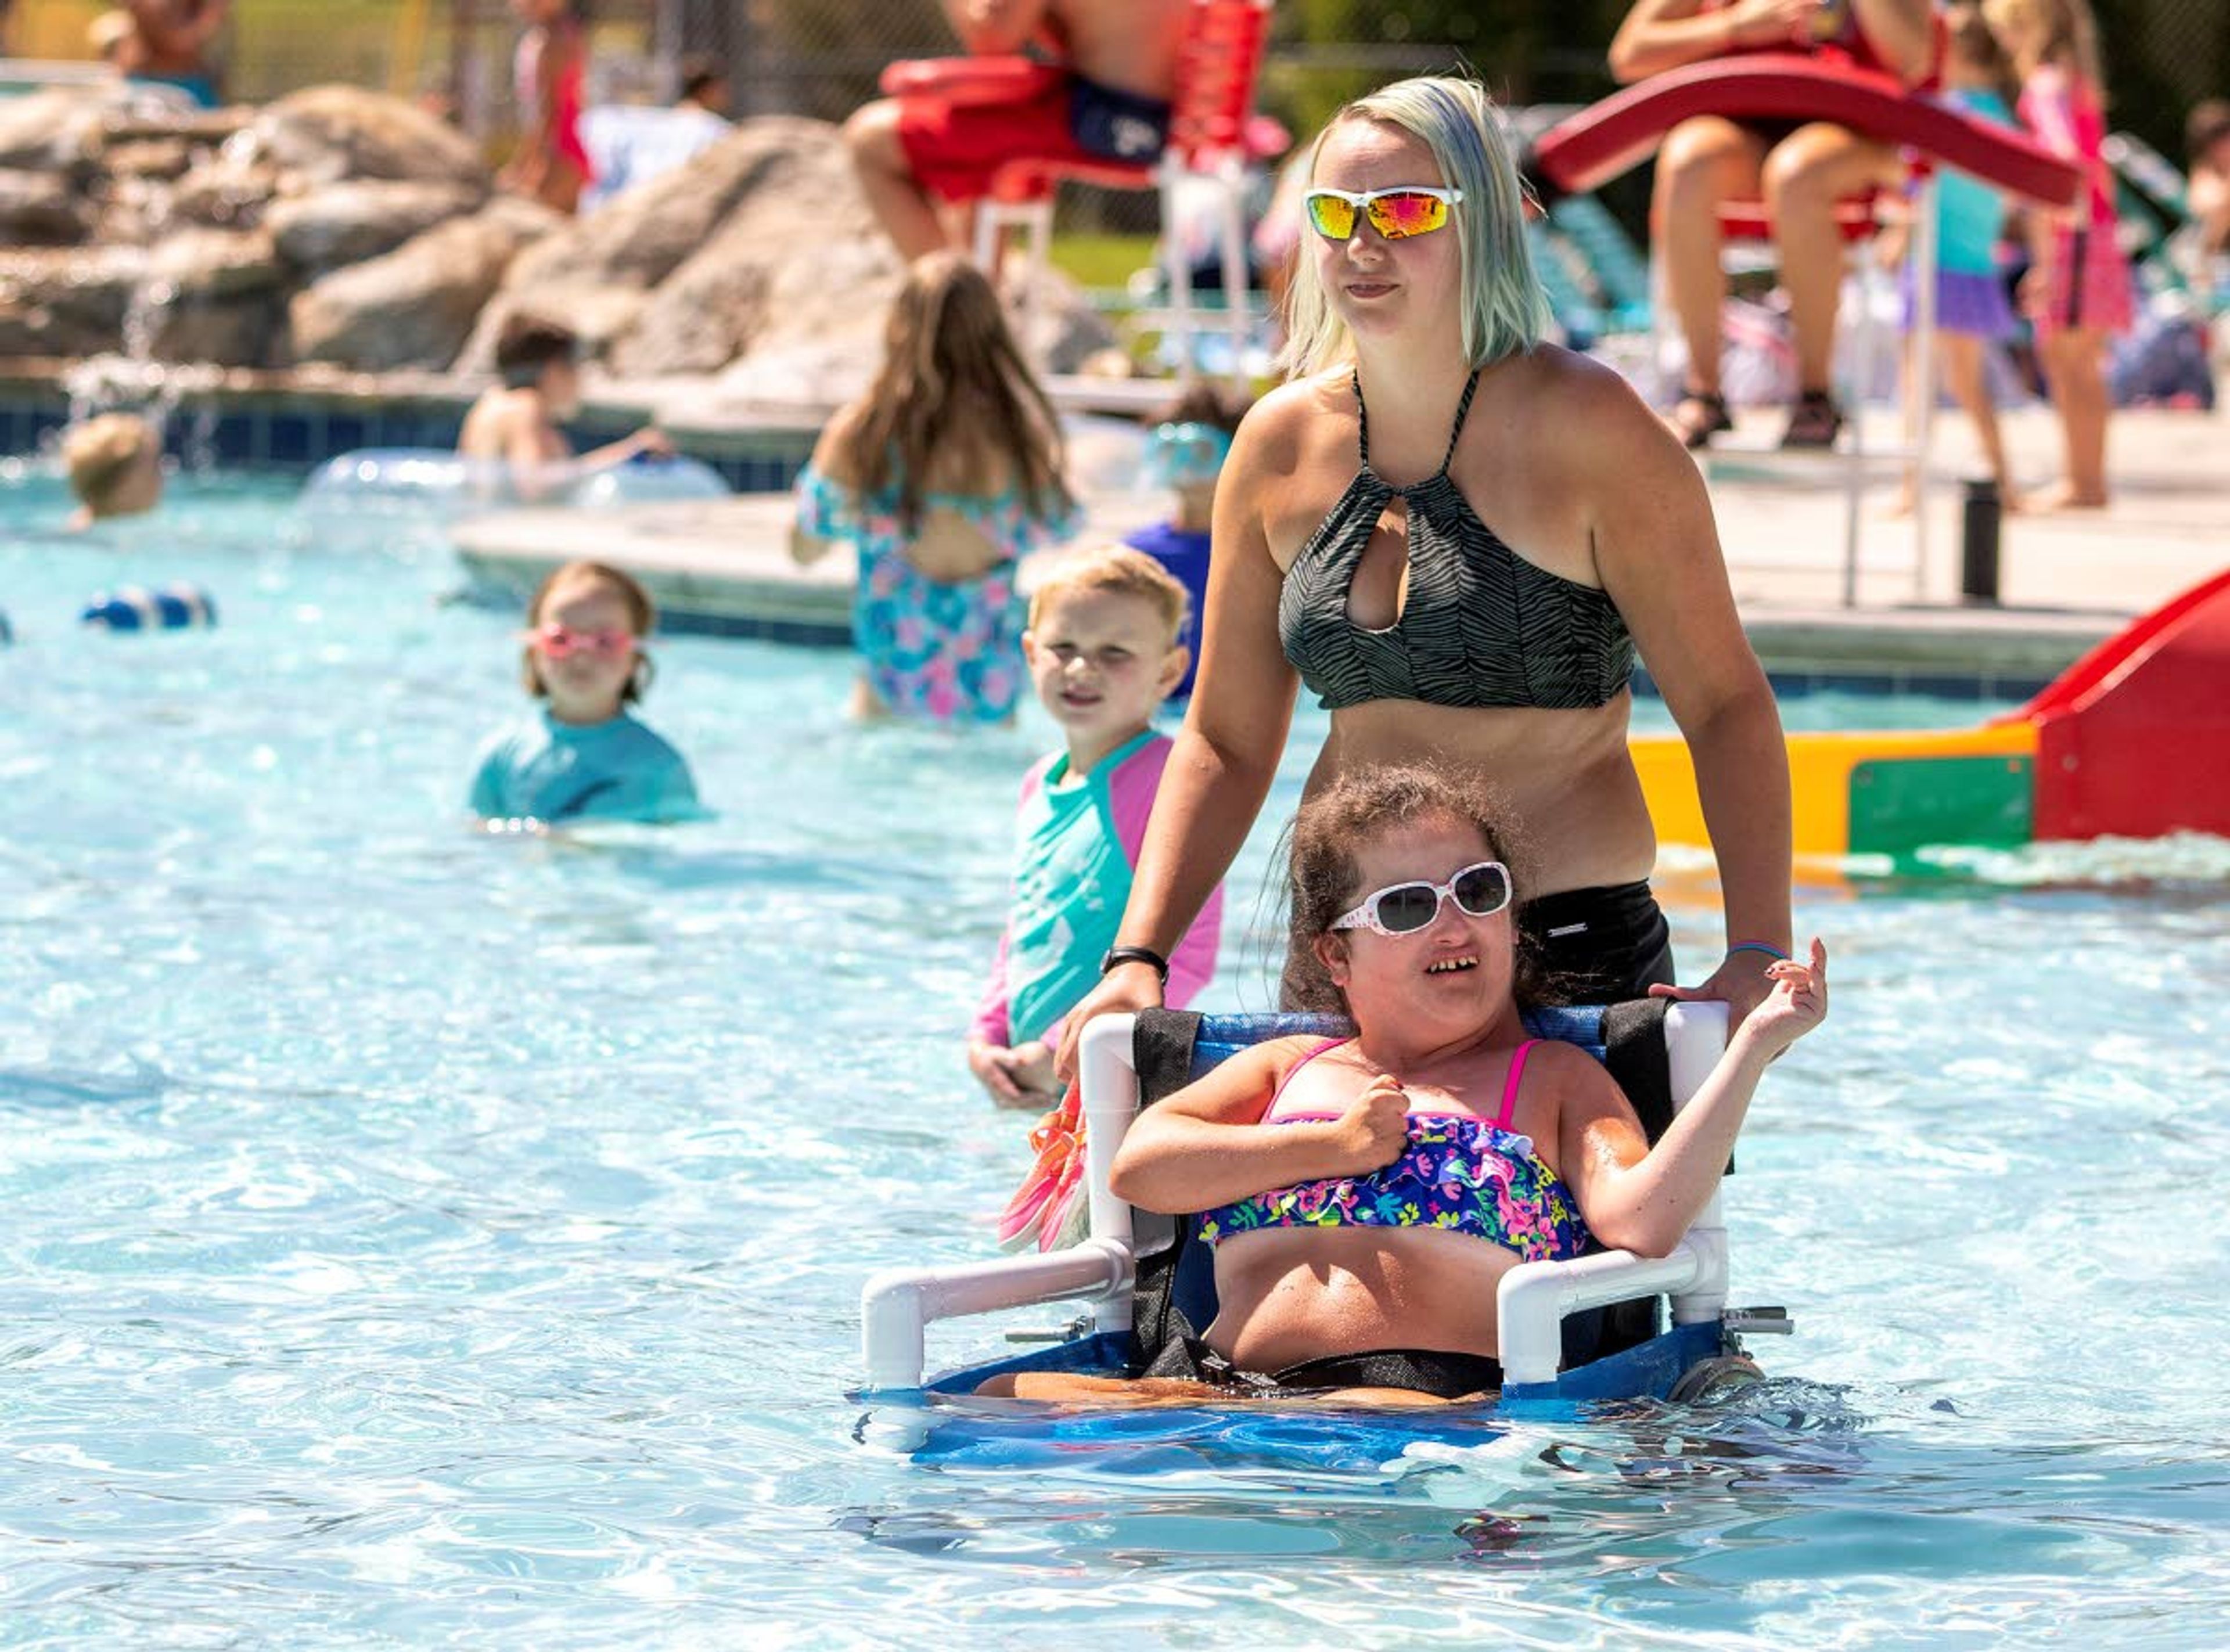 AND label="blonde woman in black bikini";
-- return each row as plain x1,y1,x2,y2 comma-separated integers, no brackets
1059,75,1795,1077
